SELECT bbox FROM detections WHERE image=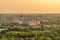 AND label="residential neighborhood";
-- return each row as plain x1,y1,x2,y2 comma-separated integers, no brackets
0,14,60,40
